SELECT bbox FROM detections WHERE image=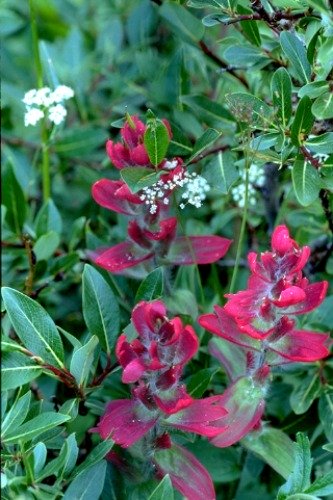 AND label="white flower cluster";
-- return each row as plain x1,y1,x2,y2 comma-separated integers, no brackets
139,171,210,215
231,163,265,208
23,85,74,127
